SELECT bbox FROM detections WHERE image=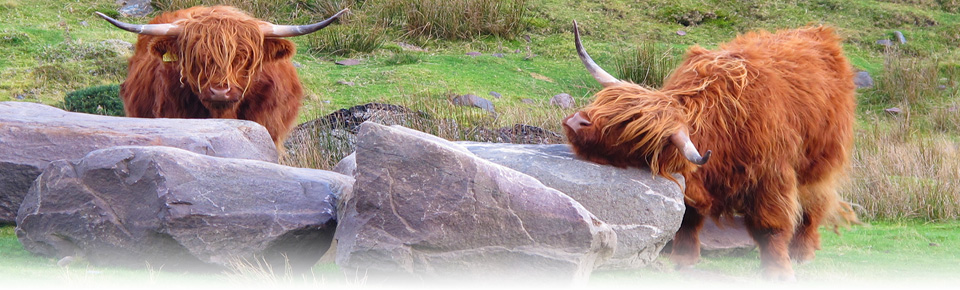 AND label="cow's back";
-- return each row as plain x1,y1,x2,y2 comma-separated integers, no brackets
728,26,856,185
665,26,855,195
